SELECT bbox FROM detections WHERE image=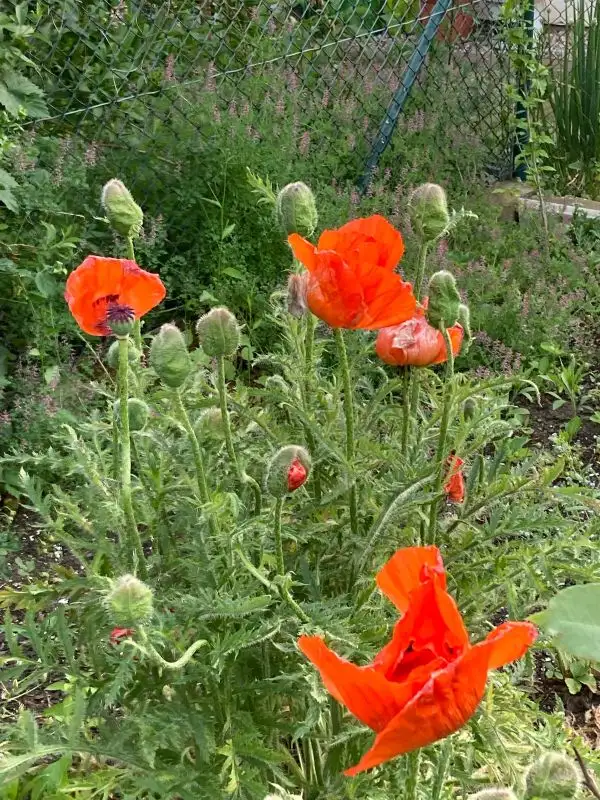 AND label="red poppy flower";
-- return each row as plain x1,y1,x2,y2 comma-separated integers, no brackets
375,302,463,367
298,546,536,776
65,256,166,336
288,216,416,329
109,627,135,644
444,454,465,503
